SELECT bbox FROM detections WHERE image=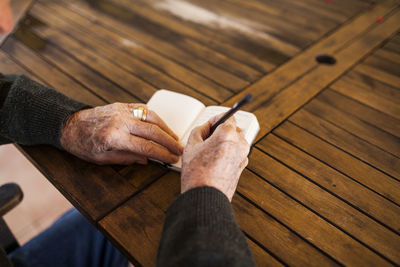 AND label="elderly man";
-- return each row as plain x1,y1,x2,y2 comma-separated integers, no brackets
1,1,255,266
